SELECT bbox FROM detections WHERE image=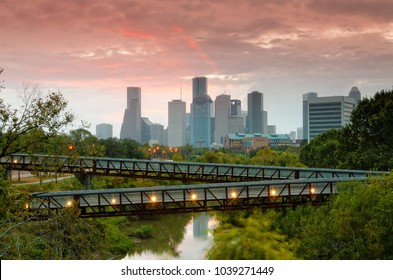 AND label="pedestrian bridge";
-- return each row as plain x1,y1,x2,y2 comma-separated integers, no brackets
0,154,386,218
28,177,366,218
1,154,379,183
